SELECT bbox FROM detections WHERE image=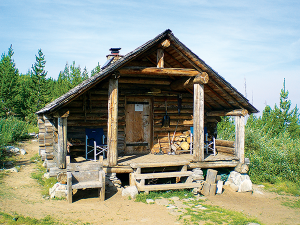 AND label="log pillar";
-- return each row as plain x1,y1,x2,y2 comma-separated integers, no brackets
57,117,68,169
235,115,245,163
157,49,164,68
193,83,205,162
108,77,119,167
